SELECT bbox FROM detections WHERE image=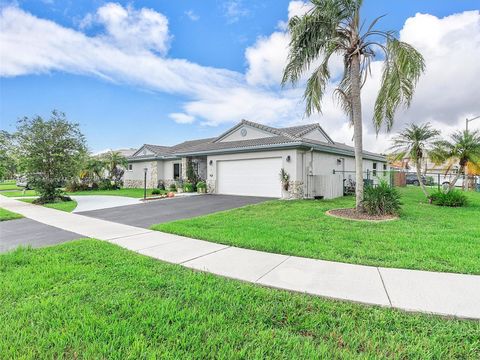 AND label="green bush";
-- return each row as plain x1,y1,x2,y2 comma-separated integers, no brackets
169,183,177,191
151,189,161,195
98,179,117,190
196,181,206,189
362,180,402,216
430,190,468,207
183,182,194,192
